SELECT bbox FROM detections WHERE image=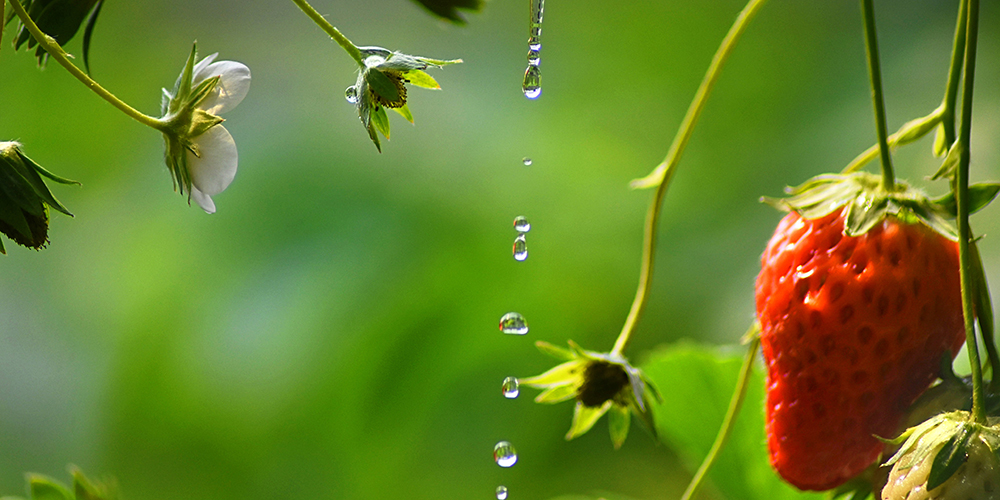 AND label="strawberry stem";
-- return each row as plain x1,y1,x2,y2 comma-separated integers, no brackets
859,0,895,191
611,0,769,356
680,333,760,500
290,0,365,67
940,0,968,151
955,0,986,424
